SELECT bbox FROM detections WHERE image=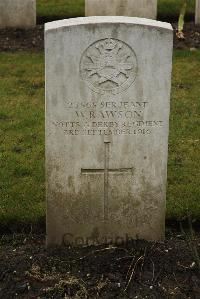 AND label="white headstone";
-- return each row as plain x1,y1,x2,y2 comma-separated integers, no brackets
45,17,173,247
0,0,36,28
196,0,200,24
85,0,157,20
